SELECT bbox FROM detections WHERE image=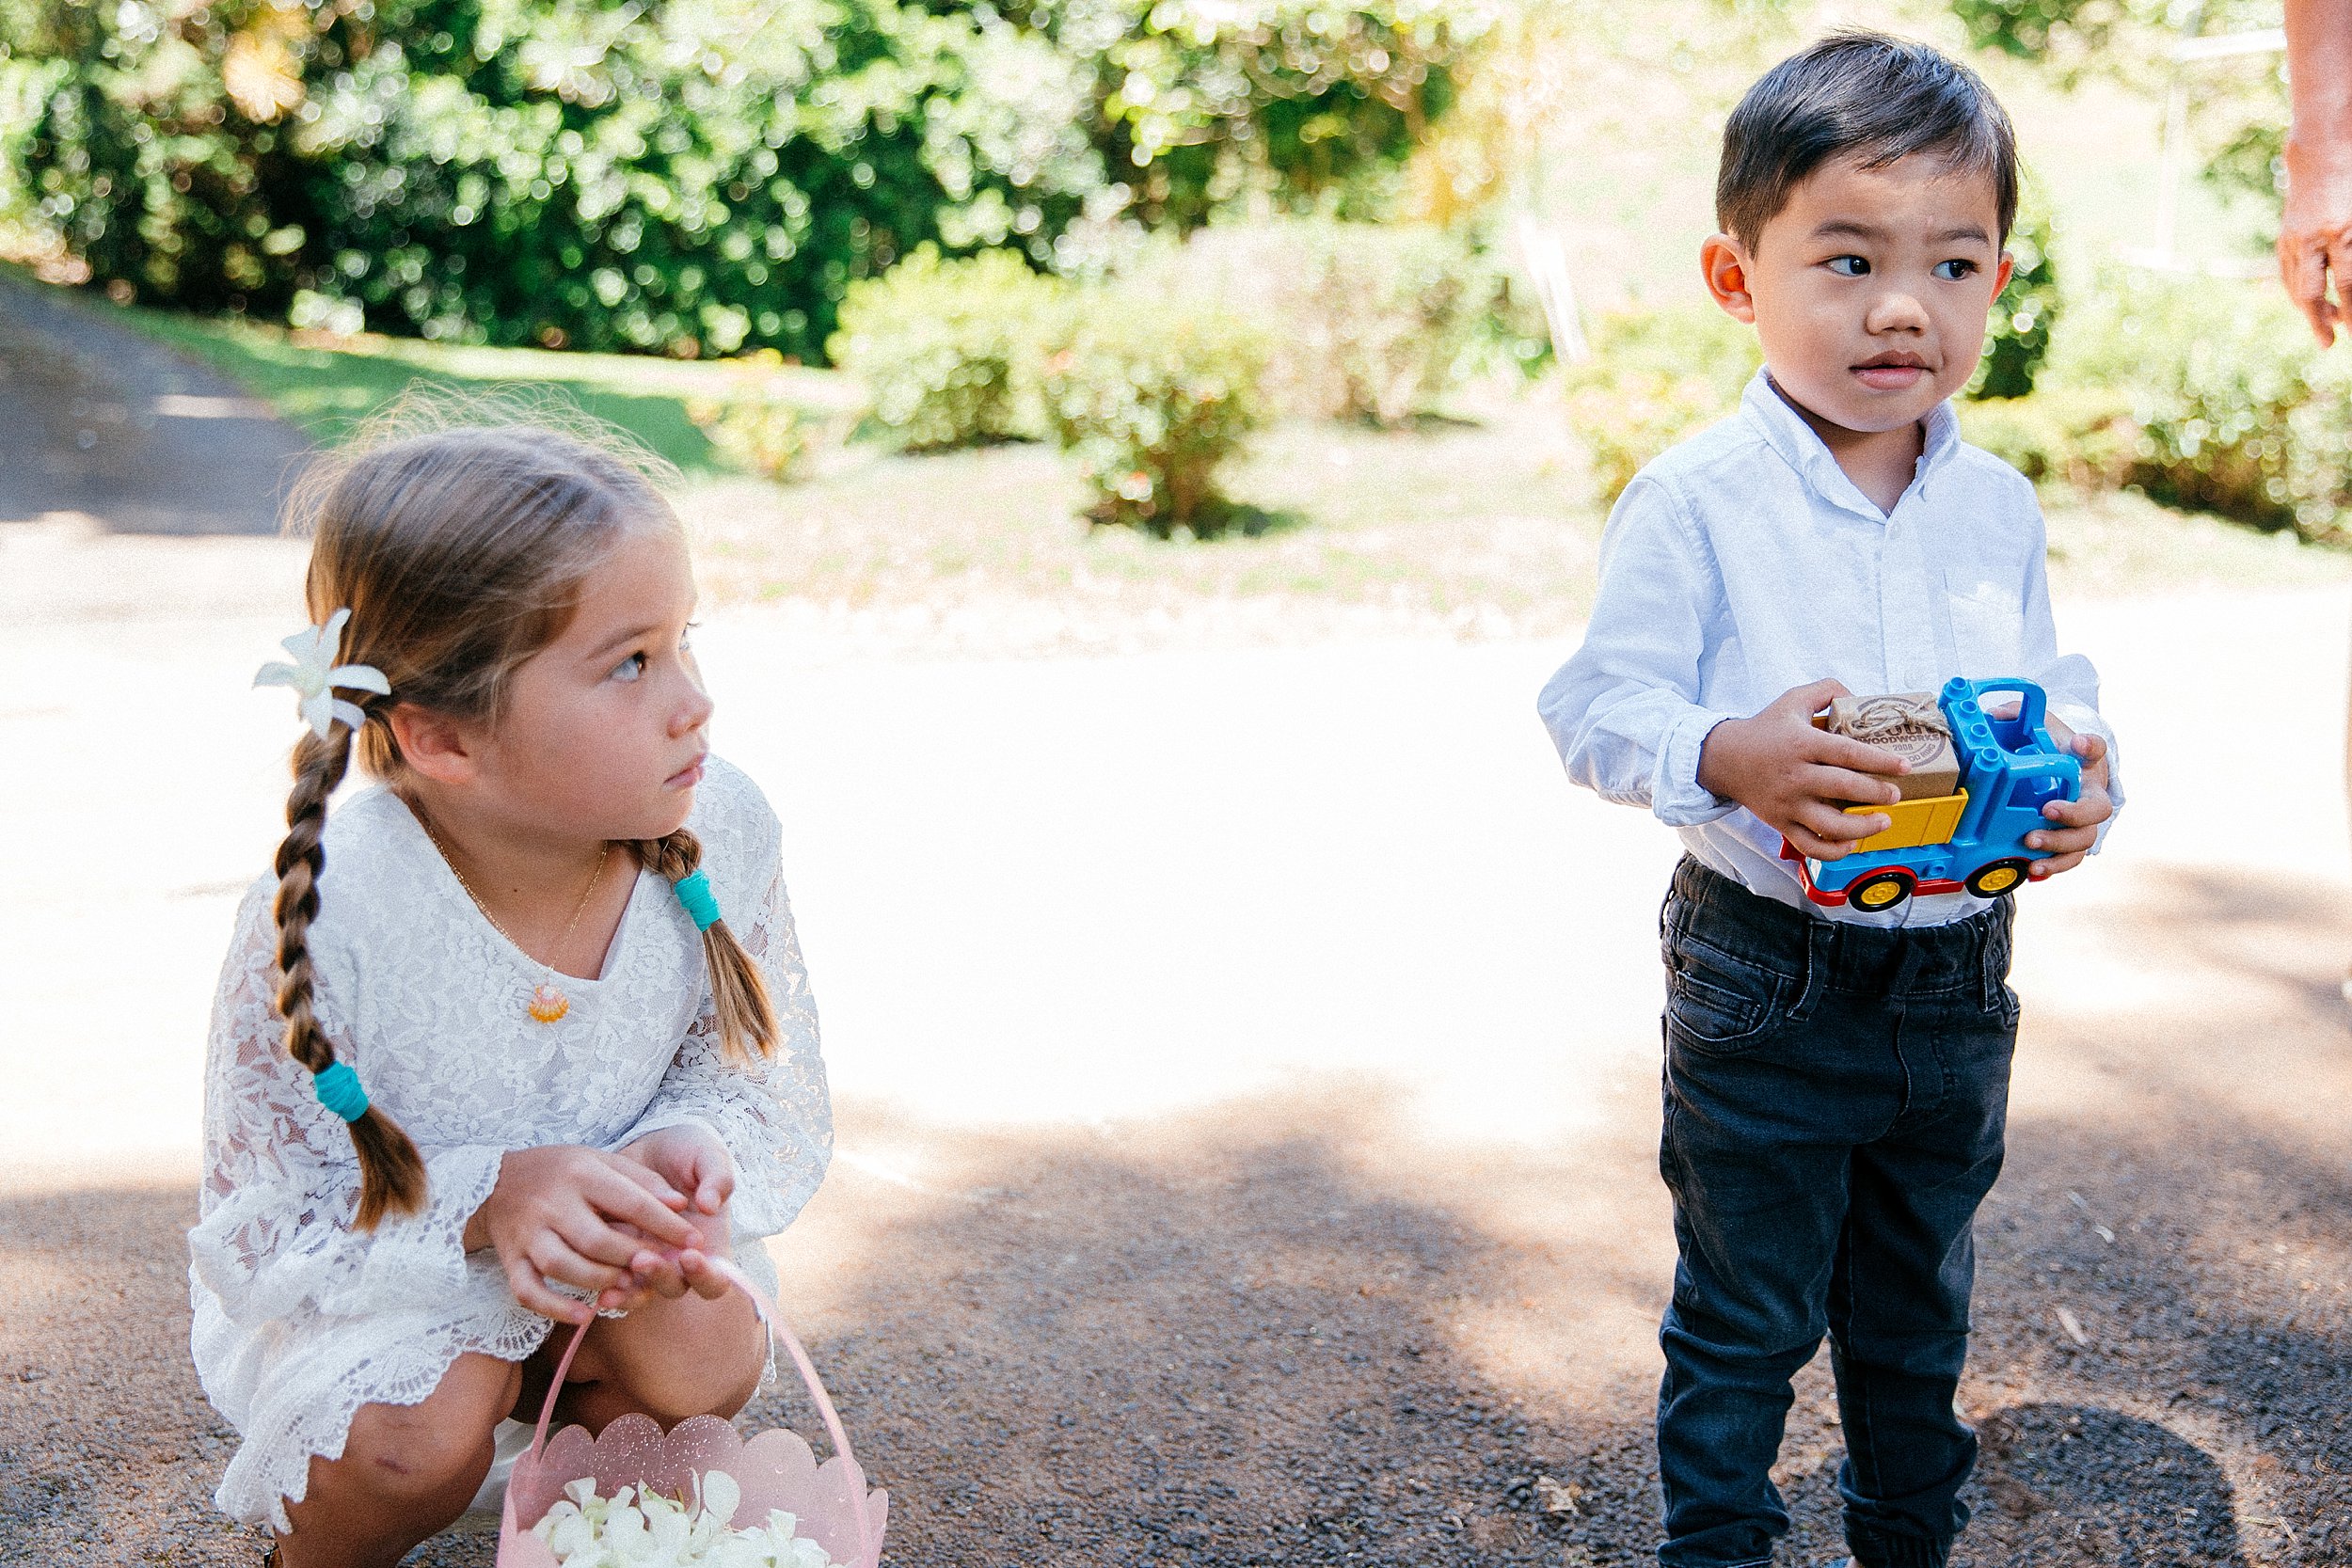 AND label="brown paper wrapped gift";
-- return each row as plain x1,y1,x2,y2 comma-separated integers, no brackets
1825,691,1962,800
